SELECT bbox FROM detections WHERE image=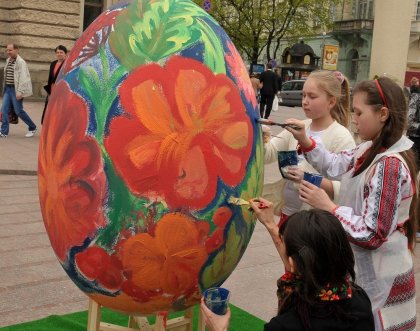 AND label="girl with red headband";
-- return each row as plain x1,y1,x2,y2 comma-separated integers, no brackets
284,76,418,330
